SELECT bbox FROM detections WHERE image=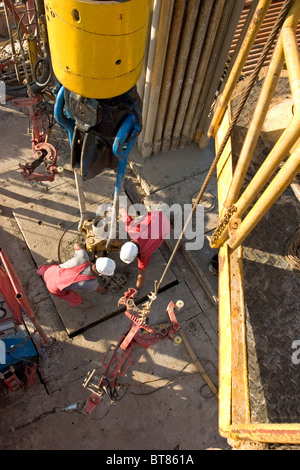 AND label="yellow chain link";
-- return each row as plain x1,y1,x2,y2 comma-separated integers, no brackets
210,206,237,246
